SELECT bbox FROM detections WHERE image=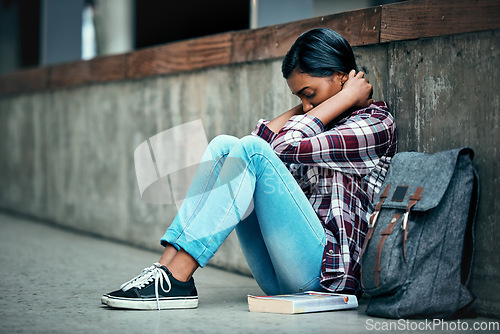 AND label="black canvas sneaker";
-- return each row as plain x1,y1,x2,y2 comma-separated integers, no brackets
101,263,198,310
